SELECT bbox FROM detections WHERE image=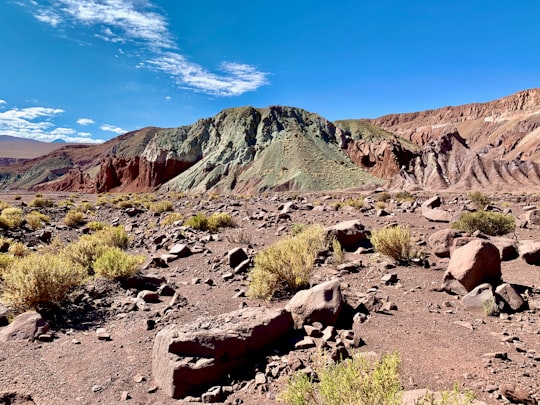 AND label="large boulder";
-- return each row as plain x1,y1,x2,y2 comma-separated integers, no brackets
495,283,526,312
442,240,502,294
325,220,369,251
285,279,343,328
491,238,519,261
428,229,462,258
462,283,495,311
152,307,292,399
0,311,49,342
